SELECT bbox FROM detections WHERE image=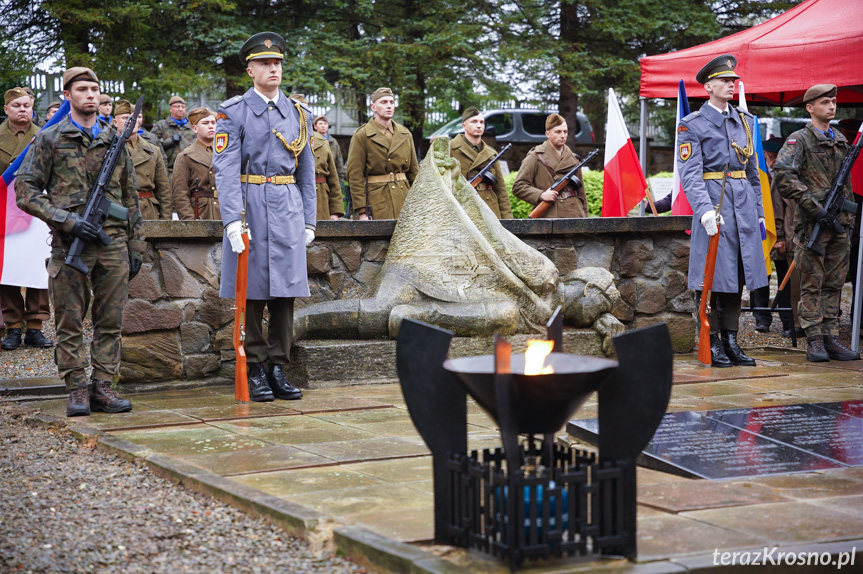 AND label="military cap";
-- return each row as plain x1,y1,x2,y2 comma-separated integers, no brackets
240,32,286,62
803,84,837,103
62,67,99,90
4,87,28,105
99,94,112,105
371,87,394,103
762,136,784,154
22,86,34,98
313,115,328,125
462,107,481,122
169,95,186,106
46,100,62,113
696,54,740,85
545,113,565,130
187,107,215,126
114,99,133,115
